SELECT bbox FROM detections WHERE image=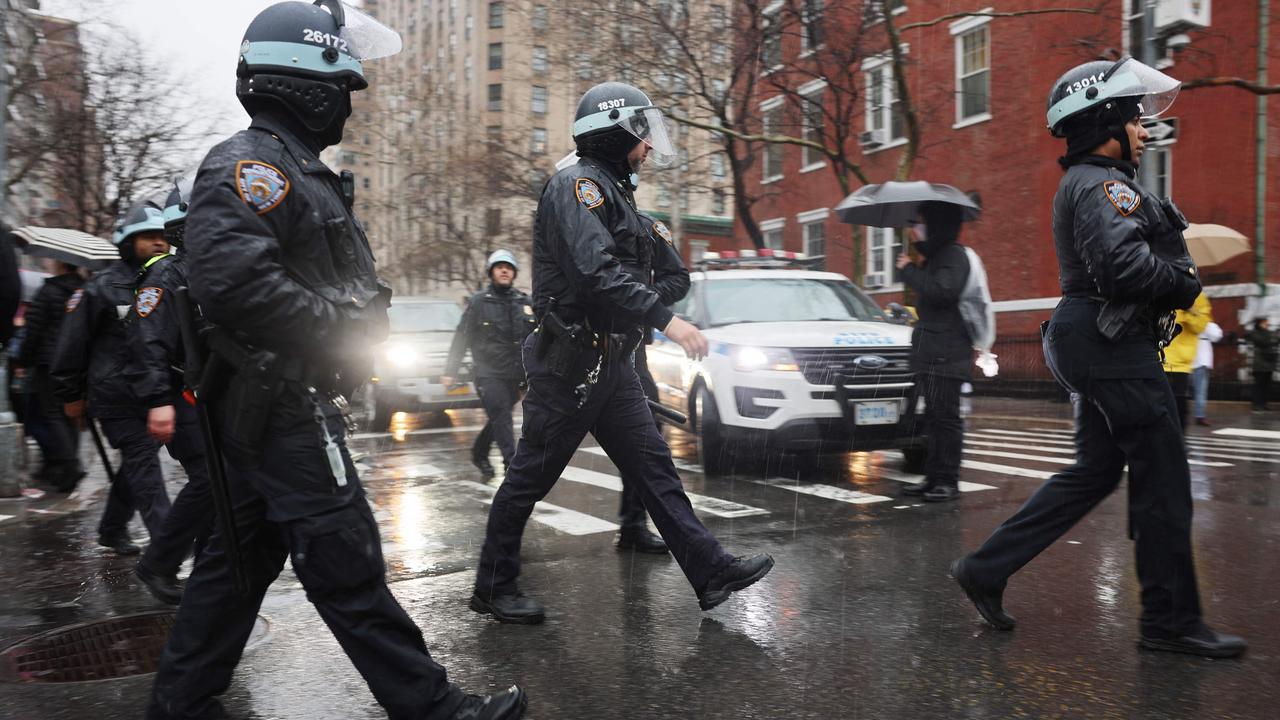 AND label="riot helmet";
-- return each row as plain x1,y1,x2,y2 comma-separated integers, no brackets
236,1,401,144
486,249,519,278
1046,56,1180,164
161,173,195,248
113,197,168,265
572,82,677,169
